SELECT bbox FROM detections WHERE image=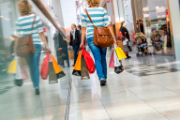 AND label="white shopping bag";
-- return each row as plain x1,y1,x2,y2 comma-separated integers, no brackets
114,51,121,67
15,62,22,80
114,51,123,74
